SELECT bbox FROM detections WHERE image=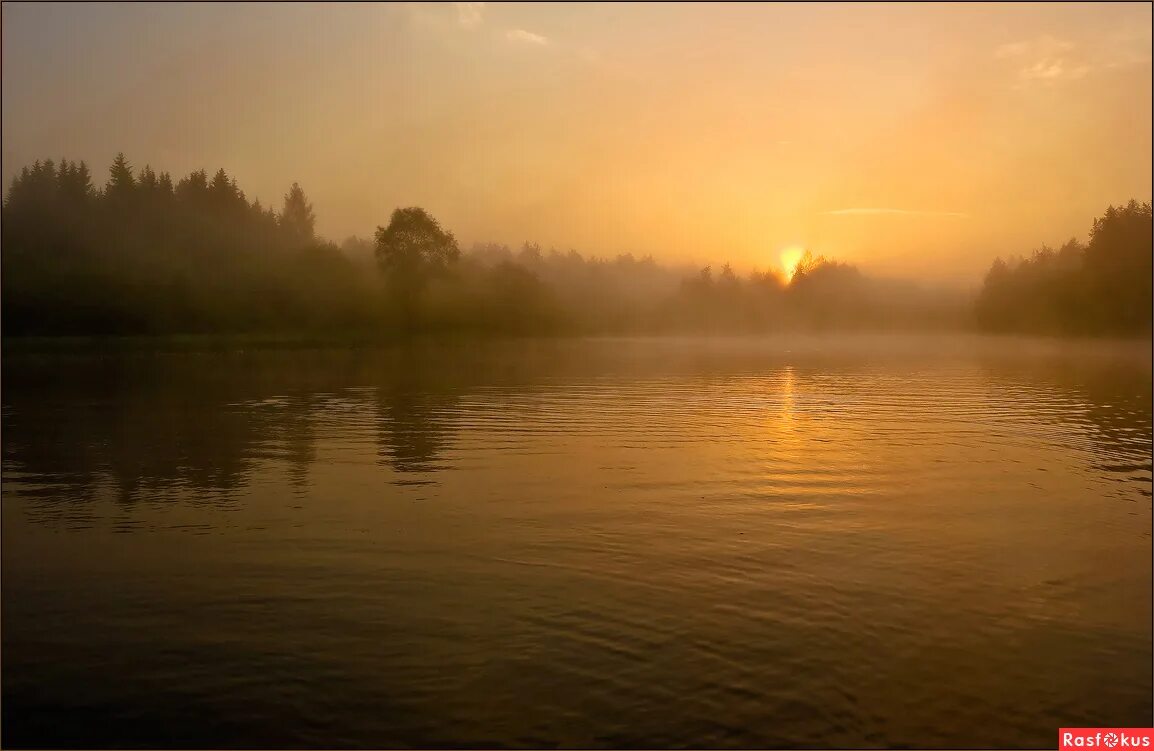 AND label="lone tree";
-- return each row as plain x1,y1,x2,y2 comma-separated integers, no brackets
374,207,459,325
